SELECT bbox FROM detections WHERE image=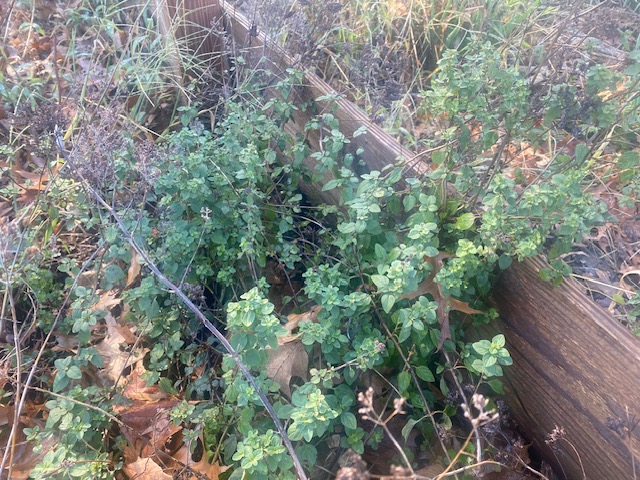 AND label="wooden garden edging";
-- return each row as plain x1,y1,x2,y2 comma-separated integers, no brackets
482,255,640,479
163,3,640,478
220,2,427,207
